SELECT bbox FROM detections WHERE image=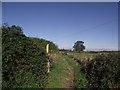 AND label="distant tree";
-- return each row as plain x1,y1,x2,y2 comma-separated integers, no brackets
73,41,85,52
